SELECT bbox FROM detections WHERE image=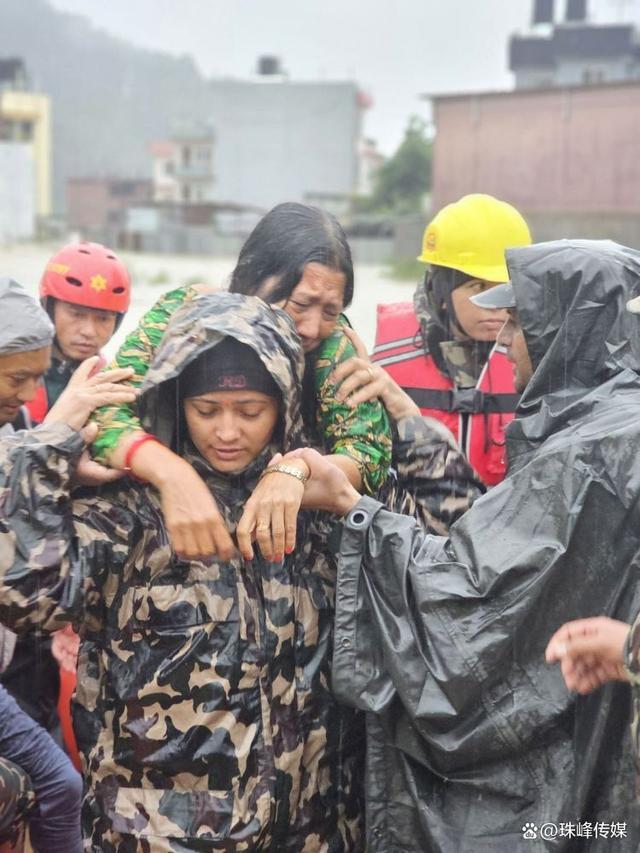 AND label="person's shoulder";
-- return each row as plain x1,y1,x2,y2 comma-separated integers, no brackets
73,480,152,533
